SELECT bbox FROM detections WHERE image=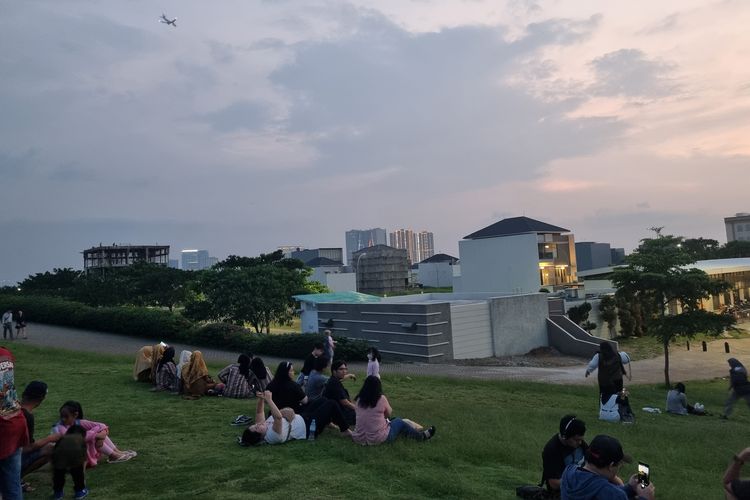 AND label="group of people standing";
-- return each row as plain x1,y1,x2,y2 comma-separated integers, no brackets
0,346,135,500
2,309,27,340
